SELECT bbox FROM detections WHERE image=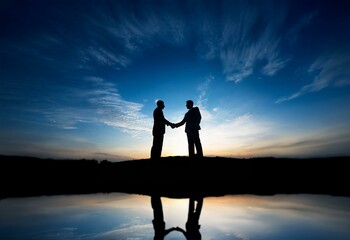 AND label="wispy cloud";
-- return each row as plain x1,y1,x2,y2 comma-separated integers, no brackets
217,1,289,82
249,127,350,157
81,47,131,70
197,75,213,109
286,10,318,44
44,77,152,136
192,75,273,157
276,47,350,103
5,1,294,83
201,111,273,156
78,1,291,82
84,77,152,134
83,1,188,57
4,0,333,91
